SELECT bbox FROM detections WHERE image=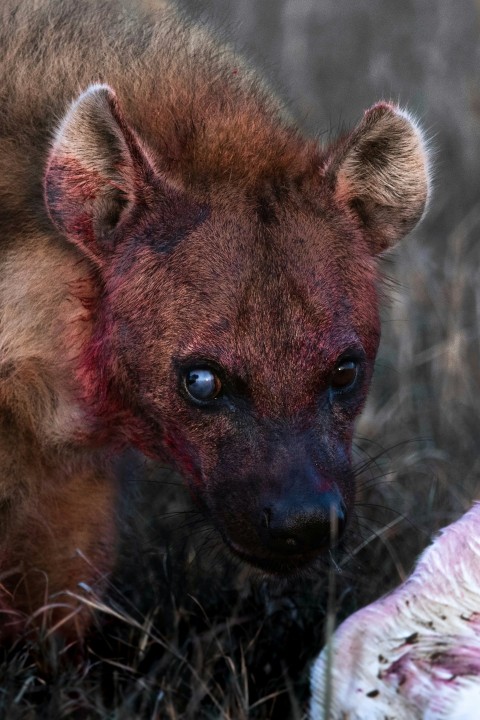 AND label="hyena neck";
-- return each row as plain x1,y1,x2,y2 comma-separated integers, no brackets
0,232,106,458
0,229,163,461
